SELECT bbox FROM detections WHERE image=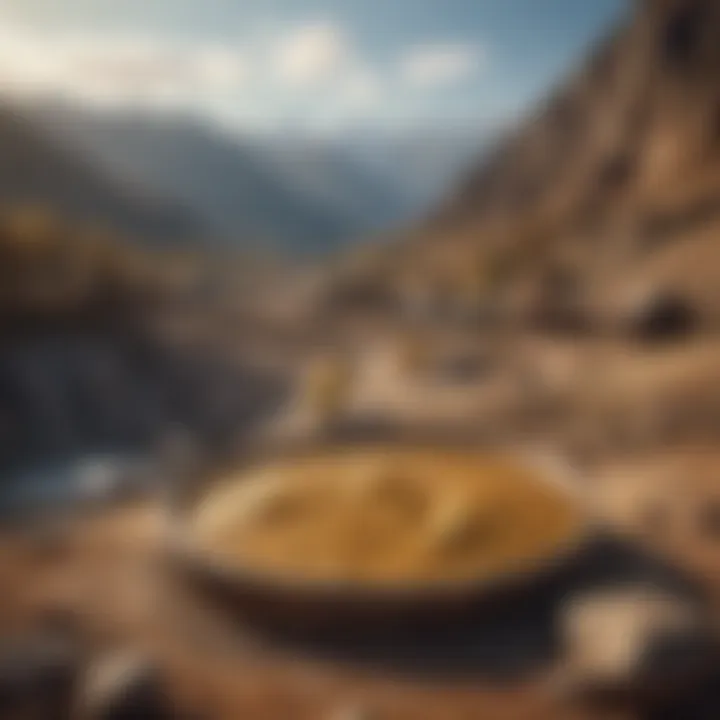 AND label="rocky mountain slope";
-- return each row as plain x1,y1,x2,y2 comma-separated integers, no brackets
397,0,720,326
